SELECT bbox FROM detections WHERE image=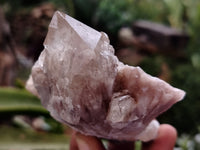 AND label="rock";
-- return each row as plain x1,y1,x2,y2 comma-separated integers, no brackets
27,11,185,142
132,20,190,54
13,115,32,129
32,117,51,131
